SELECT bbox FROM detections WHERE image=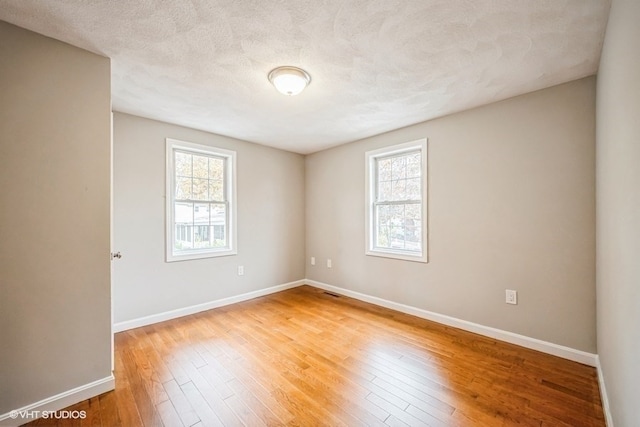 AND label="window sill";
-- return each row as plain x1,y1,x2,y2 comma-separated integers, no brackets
365,249,428,263
166,249,237,262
